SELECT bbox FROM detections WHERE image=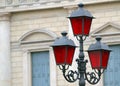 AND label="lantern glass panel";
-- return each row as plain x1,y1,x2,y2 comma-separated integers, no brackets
53,46,66,65
102,50,110,69
67,46,75,65
70,17,82,36
53,46,75,65
70,17,92,36
84,17,92,35
88,51,101,69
